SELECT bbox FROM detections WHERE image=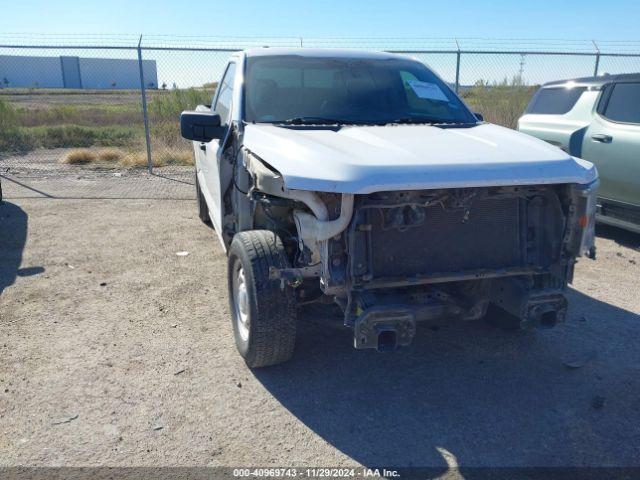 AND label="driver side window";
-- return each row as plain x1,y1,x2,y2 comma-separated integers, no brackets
213,63,237,125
